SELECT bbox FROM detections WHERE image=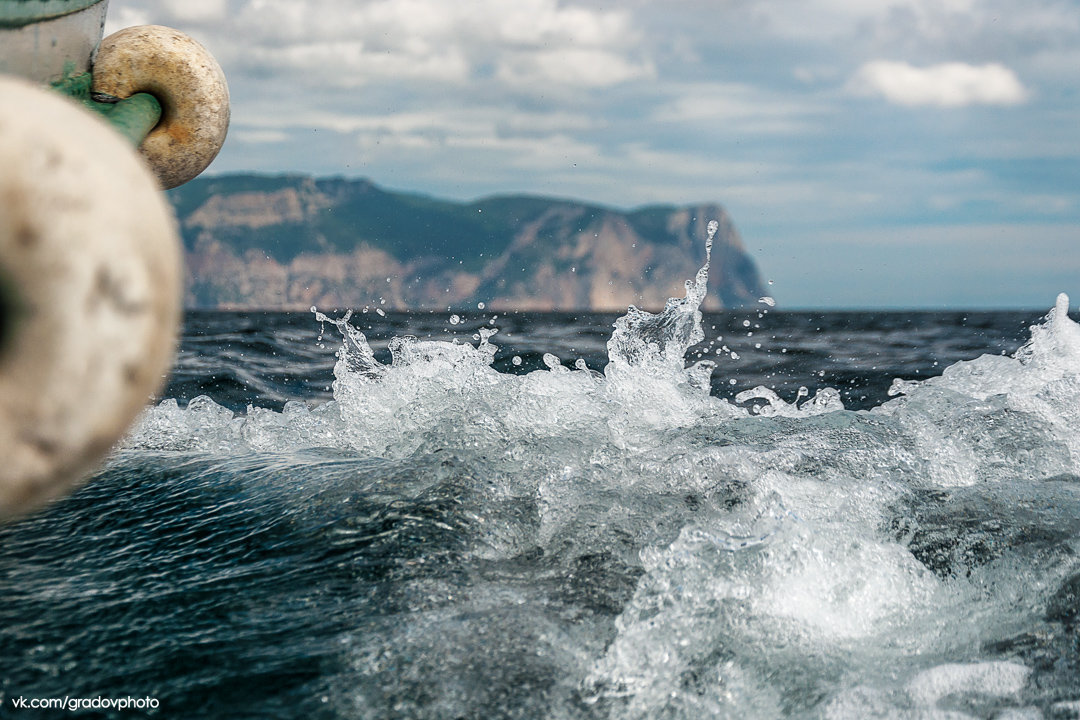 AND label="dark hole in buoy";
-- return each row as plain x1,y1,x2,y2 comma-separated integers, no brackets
0,270,16,358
